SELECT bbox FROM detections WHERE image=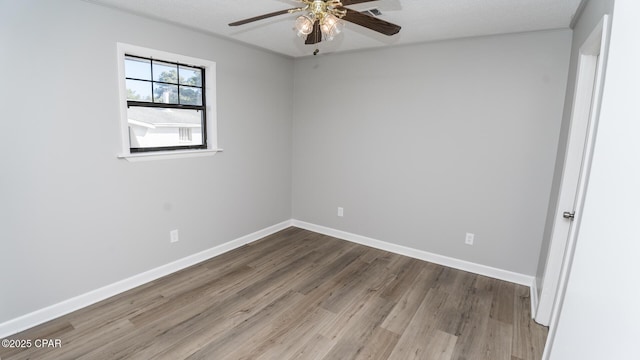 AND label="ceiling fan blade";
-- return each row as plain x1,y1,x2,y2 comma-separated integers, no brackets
229,8,300,26
341,0,379,5
341,7,401,36
305,20,322,45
